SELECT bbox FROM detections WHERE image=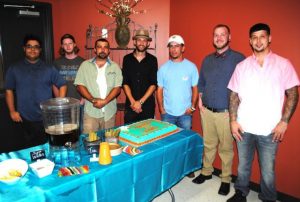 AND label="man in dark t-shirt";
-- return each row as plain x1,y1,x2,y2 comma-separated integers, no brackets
5,34,66,149
53,34,84,99
122,29,158,124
